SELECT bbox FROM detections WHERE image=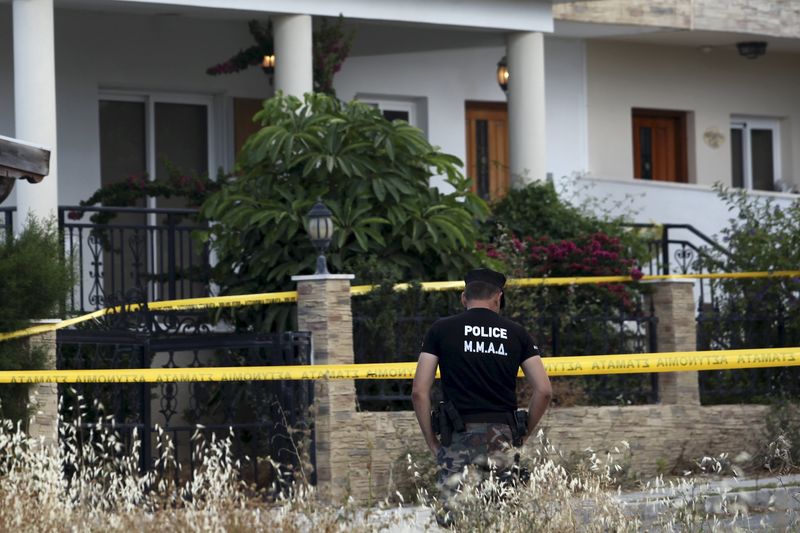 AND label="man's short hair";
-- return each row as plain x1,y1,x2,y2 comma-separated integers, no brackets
465,280,502,301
